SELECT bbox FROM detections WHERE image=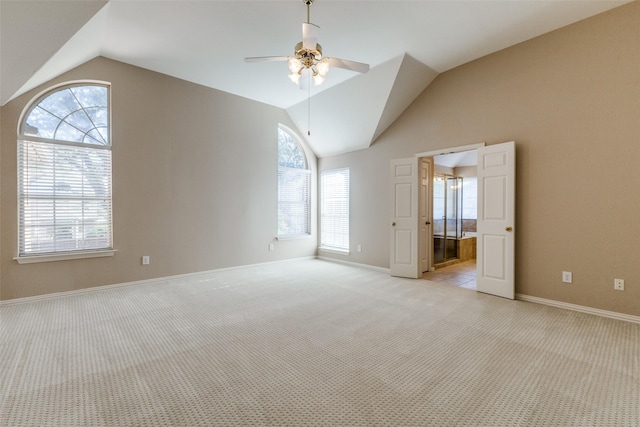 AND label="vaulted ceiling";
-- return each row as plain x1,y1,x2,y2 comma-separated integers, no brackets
0,0,629,157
